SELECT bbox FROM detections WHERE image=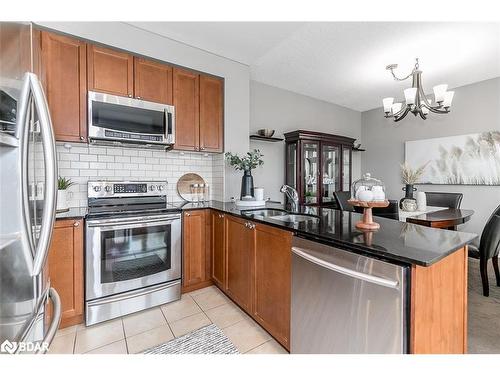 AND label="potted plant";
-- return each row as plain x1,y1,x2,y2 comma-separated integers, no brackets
225,149,264,200
400,162,429,209
57,176,75,211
